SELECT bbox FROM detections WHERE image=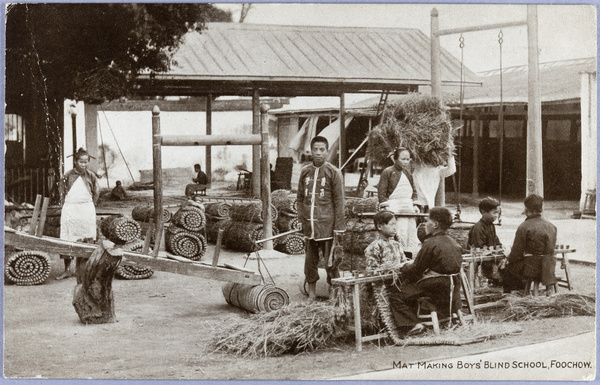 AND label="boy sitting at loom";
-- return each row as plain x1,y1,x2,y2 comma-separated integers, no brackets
467,197,503,286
